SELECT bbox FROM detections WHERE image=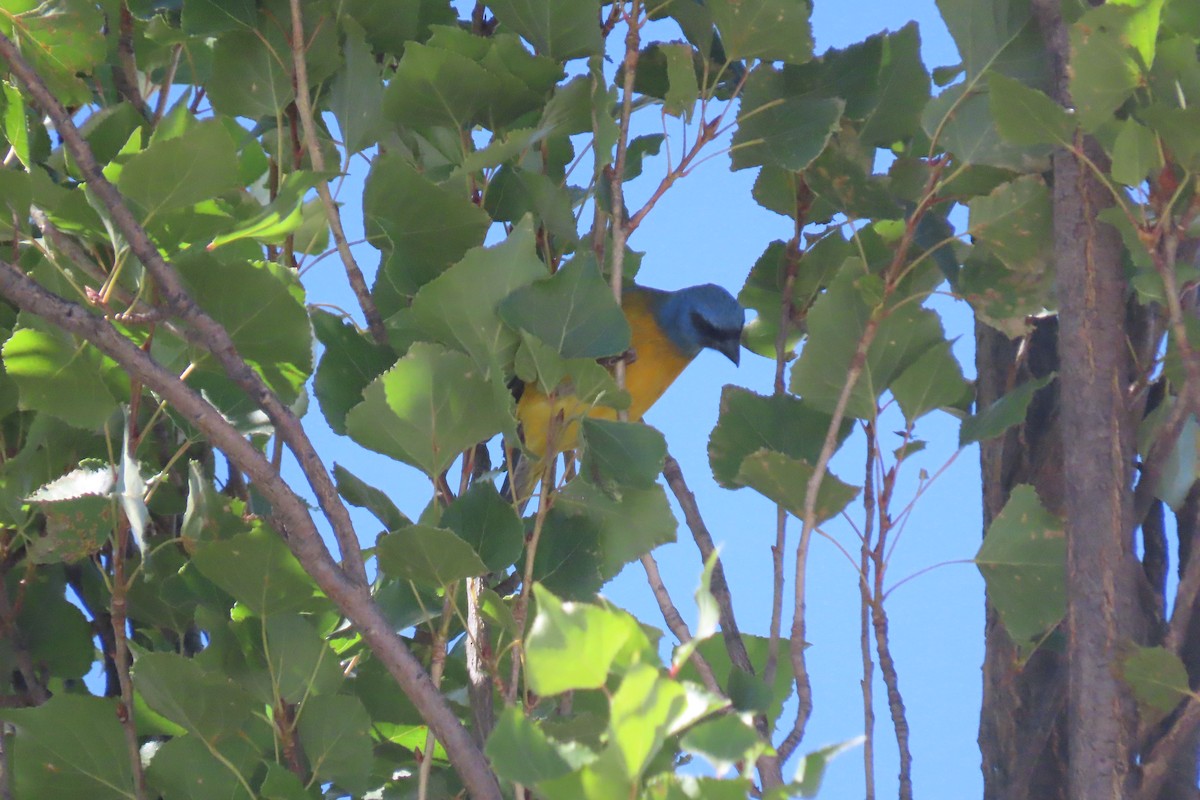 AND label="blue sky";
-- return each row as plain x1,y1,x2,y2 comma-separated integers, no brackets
297,1,986,796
